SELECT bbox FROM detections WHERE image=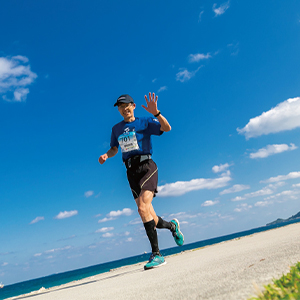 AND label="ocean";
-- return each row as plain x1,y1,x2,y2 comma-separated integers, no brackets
1,219,300,300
